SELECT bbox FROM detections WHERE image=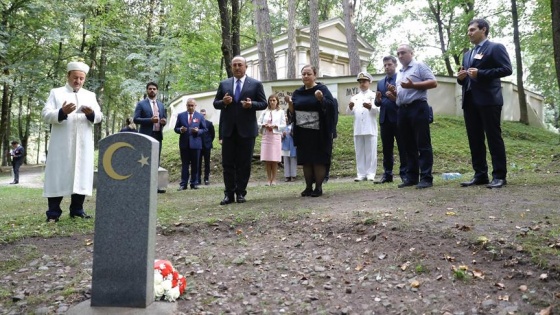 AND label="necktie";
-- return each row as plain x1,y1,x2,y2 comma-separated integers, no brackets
469,45,480,67
234,79,241,103
188,113,192,124
152,100,160,131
